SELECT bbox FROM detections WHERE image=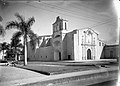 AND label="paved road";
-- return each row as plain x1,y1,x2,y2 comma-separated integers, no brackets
88,80,118,86
58,80,118,86
0,66,46,83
